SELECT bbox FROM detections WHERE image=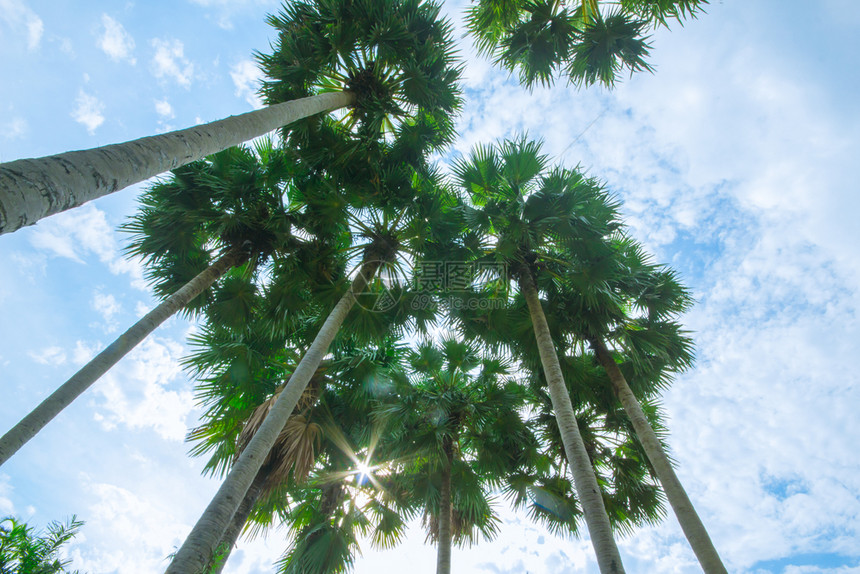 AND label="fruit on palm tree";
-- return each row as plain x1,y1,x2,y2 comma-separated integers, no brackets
452,137,626,573
0,515,84,574
549,233,727,572
465,0,707,87
375,340,534,574
0,140,294,467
